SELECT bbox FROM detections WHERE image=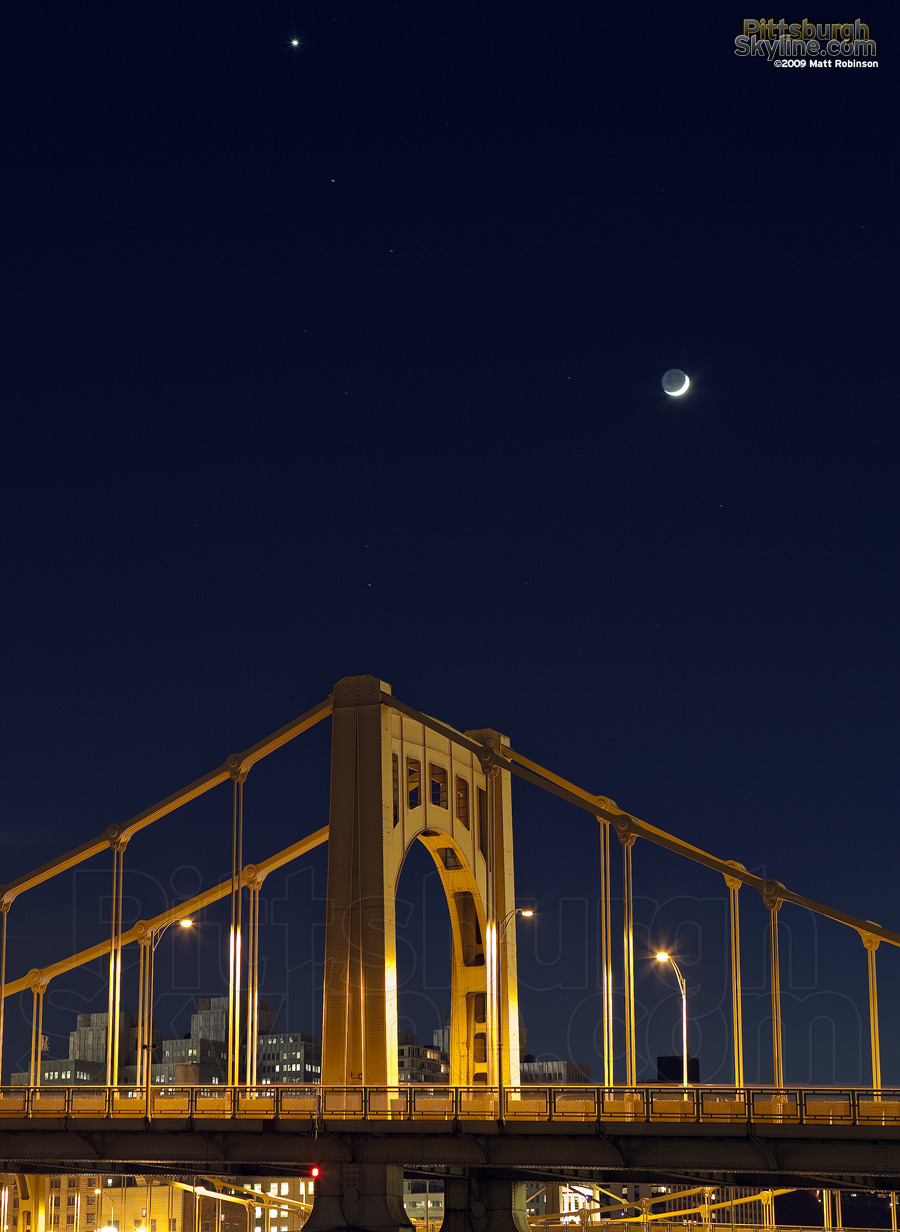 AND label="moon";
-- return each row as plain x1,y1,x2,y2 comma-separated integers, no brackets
661,369,690,396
